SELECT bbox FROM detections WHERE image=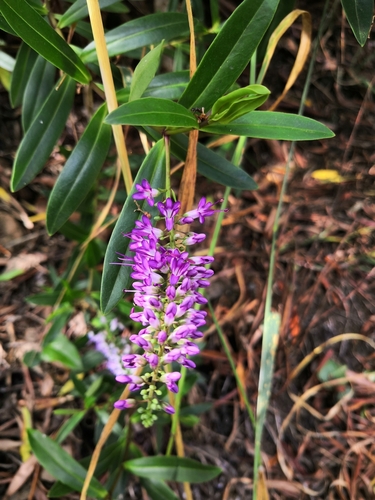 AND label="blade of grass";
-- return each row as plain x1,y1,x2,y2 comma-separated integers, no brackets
252,0,334,497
